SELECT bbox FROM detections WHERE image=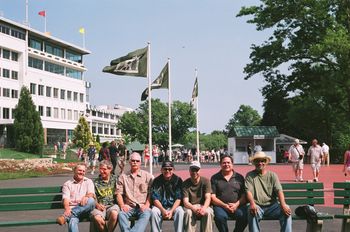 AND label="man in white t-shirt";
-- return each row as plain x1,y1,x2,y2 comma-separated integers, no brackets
288,139,305,182
322,143,330,166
